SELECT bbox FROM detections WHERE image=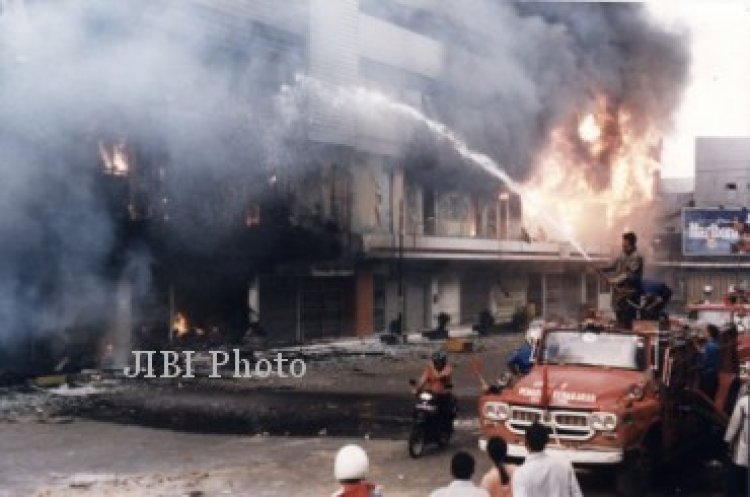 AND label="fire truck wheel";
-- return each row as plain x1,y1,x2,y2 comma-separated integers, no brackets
615,448,657,497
